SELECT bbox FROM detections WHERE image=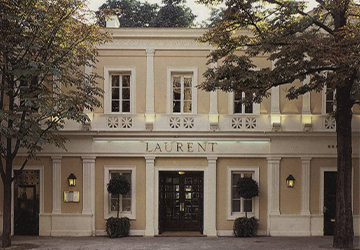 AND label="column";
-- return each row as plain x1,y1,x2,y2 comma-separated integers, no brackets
205,157,217,236
301,158,311,215
145,156,155,236
302,76,311,114
267,158,281,216
82,157,96,235
52,157,62,214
